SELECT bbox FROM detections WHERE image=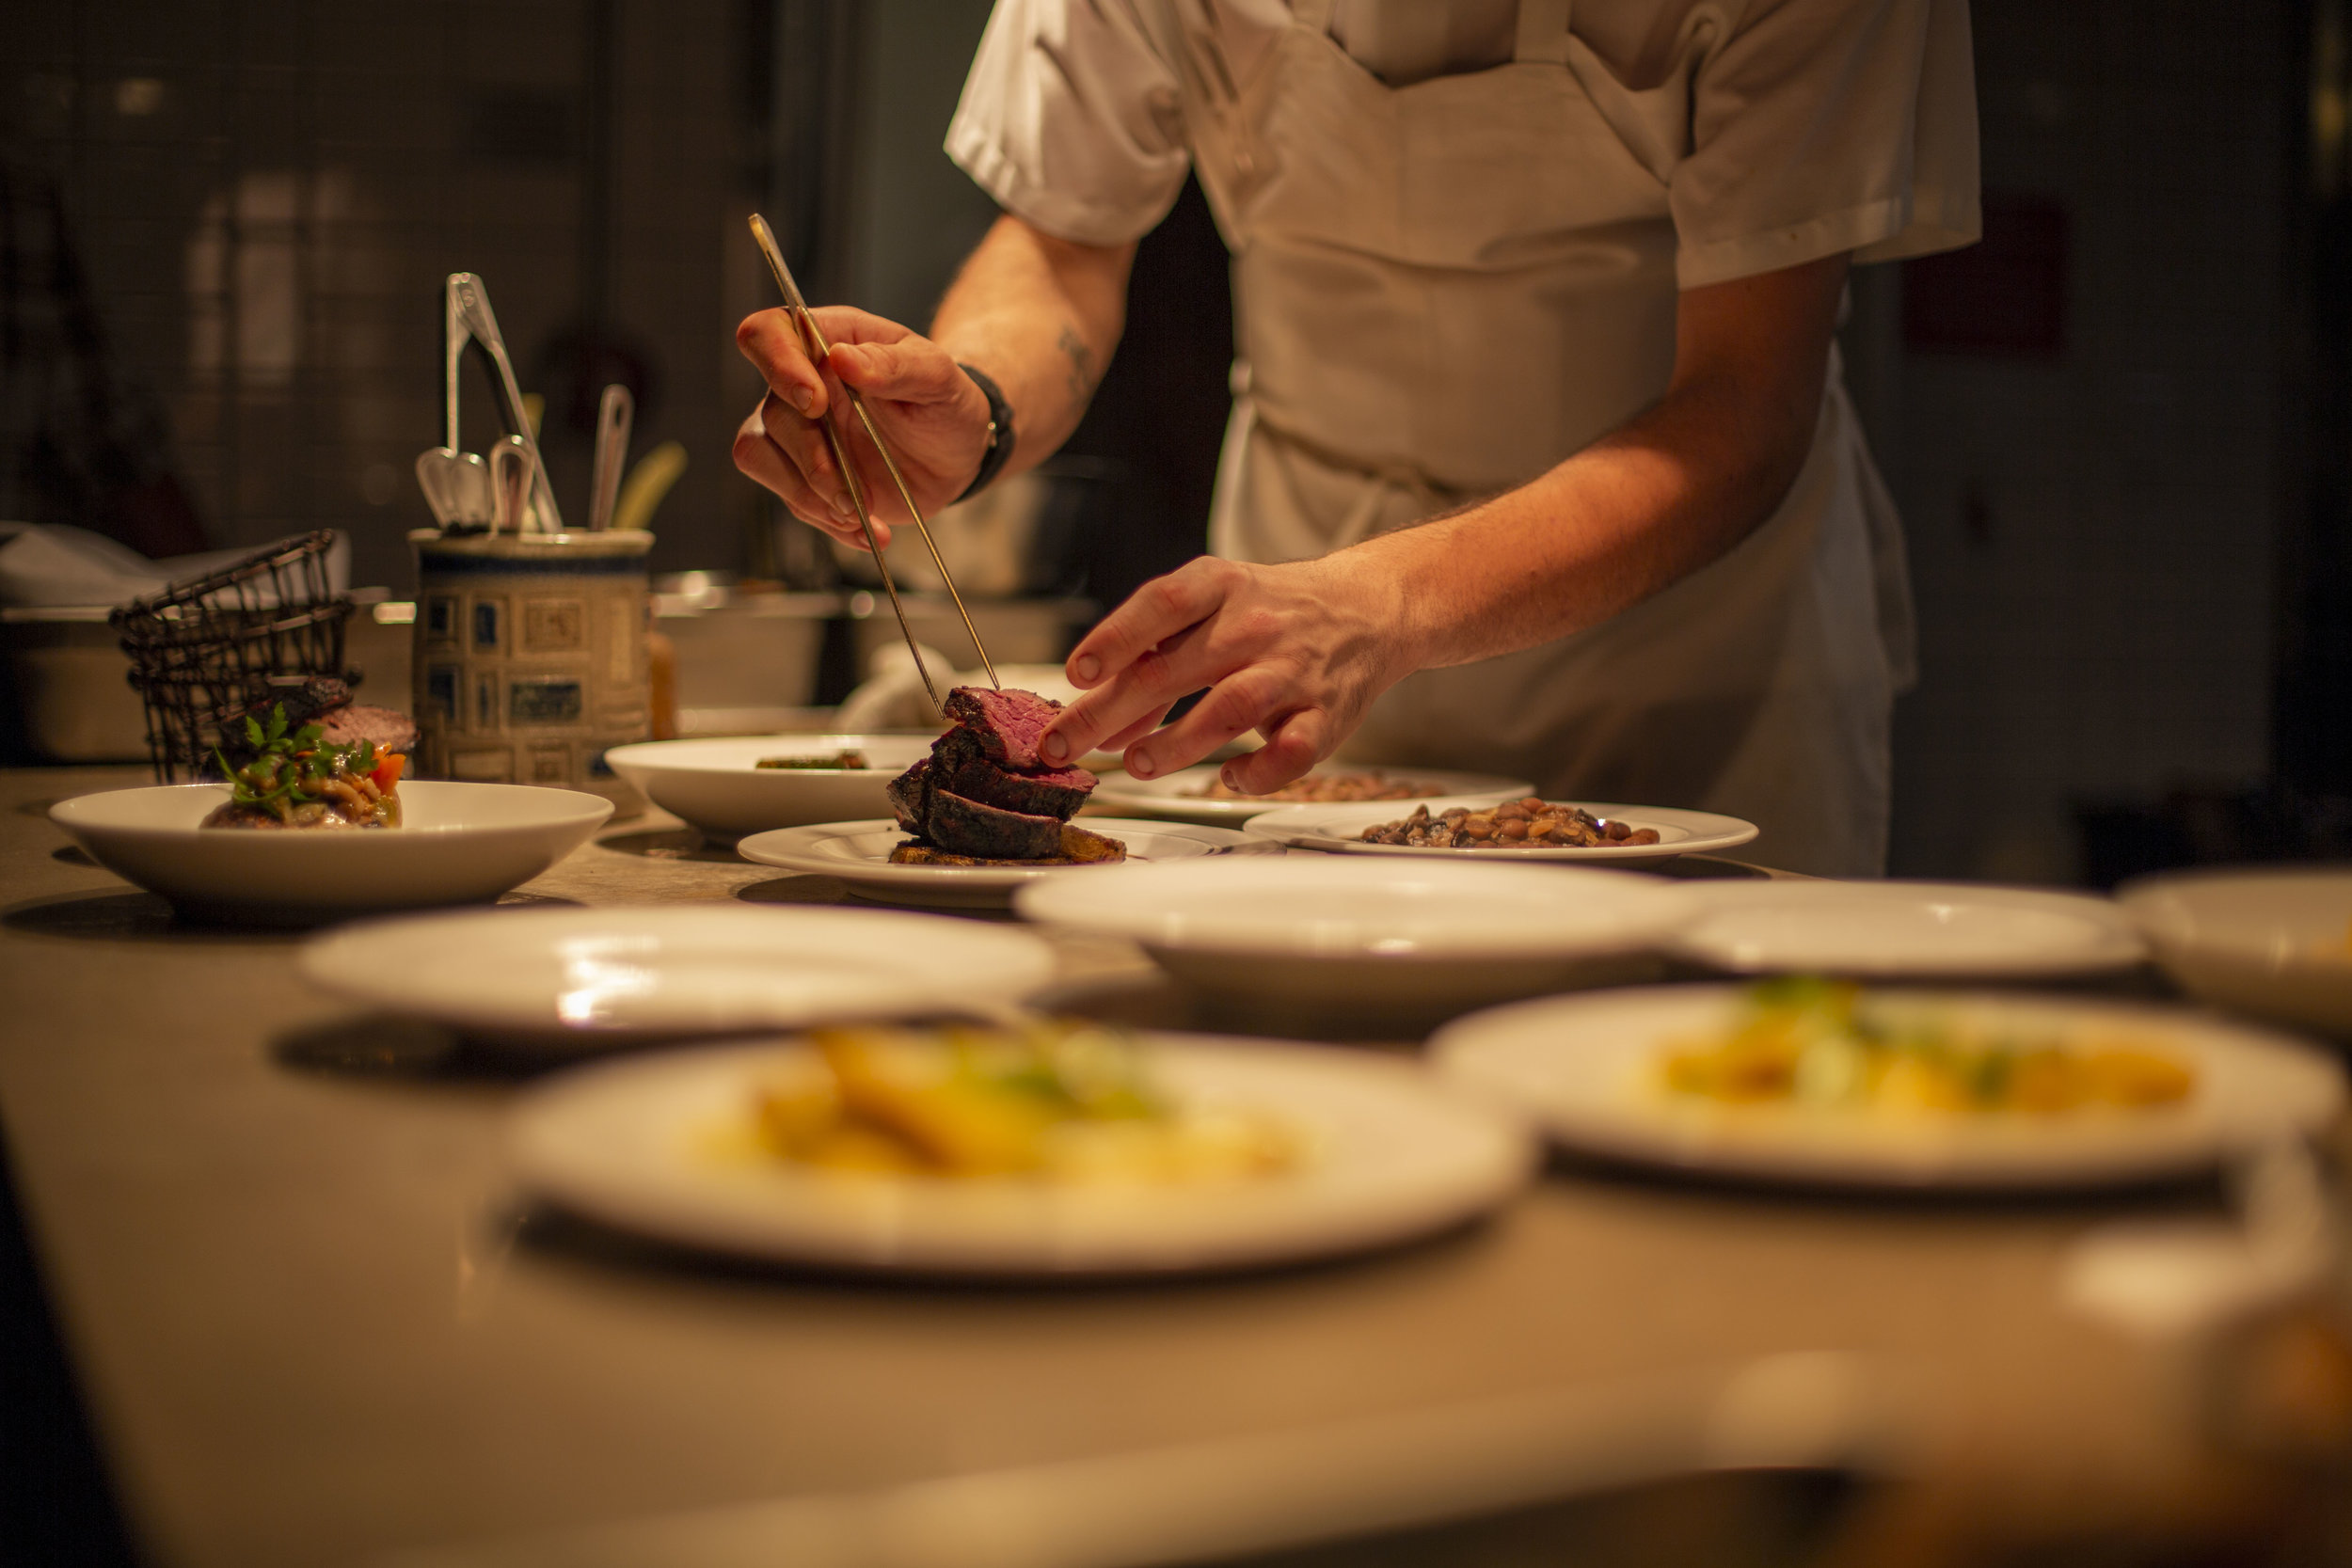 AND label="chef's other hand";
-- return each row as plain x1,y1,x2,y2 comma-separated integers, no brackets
733,306,993,551
1038,555,1416,791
